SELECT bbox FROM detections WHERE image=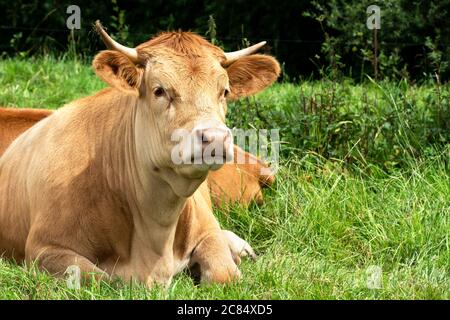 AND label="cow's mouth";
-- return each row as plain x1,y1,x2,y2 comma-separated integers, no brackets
190,153,228,166
174,161,224,180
